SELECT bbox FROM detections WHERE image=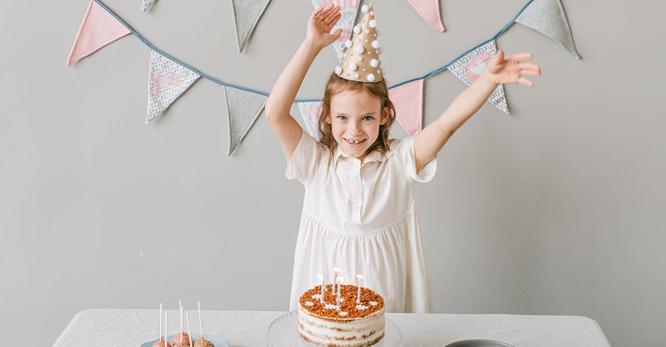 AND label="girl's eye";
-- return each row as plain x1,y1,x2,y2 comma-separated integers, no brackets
363,115,374,121
336,115,347,120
